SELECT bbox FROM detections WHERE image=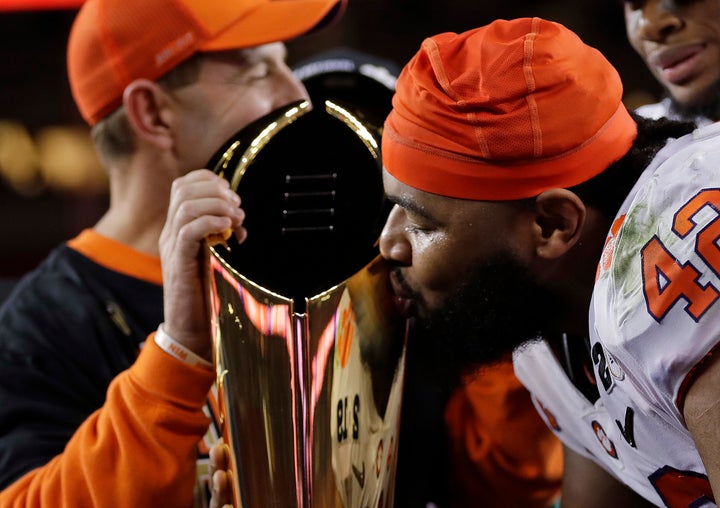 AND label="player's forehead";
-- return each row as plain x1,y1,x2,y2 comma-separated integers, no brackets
381,168,503,226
